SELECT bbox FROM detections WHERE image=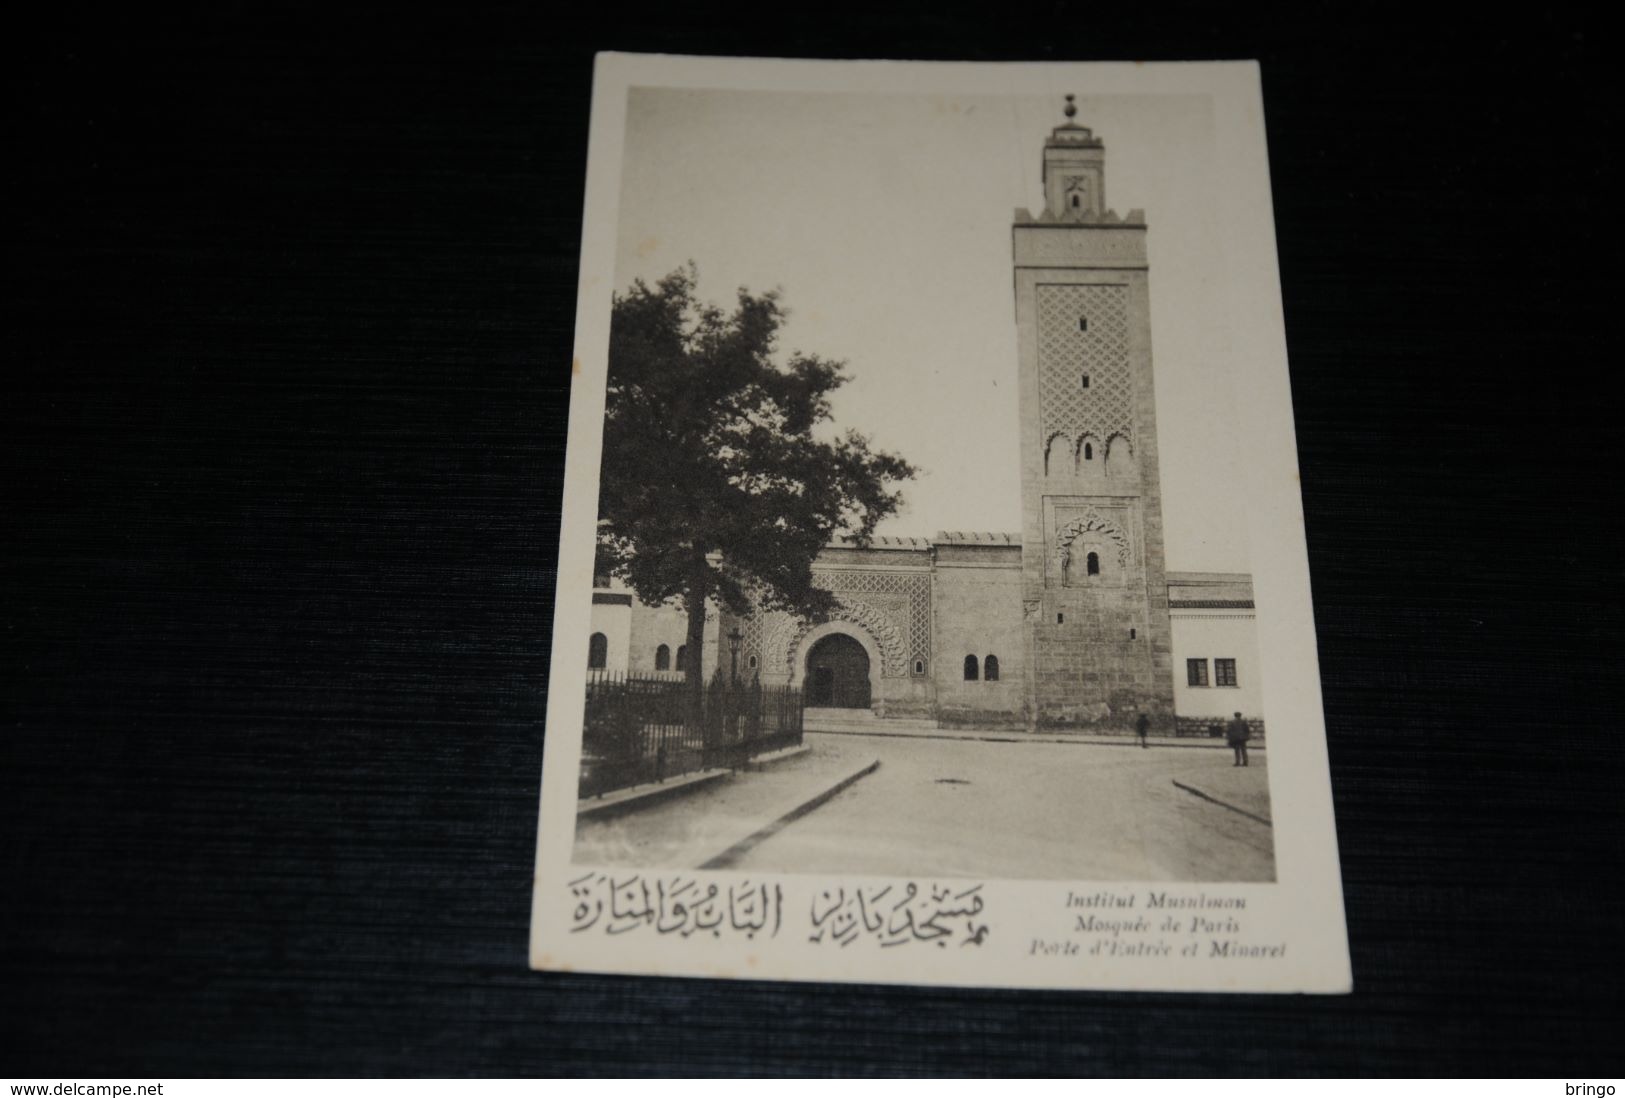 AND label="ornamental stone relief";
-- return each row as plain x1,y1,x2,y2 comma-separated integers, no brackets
810,569,931,667
756,611,800,676
782,599,910,680
740,610,765,665
1037,283,1134,454
1056,509,1131,569
749,568,931,681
